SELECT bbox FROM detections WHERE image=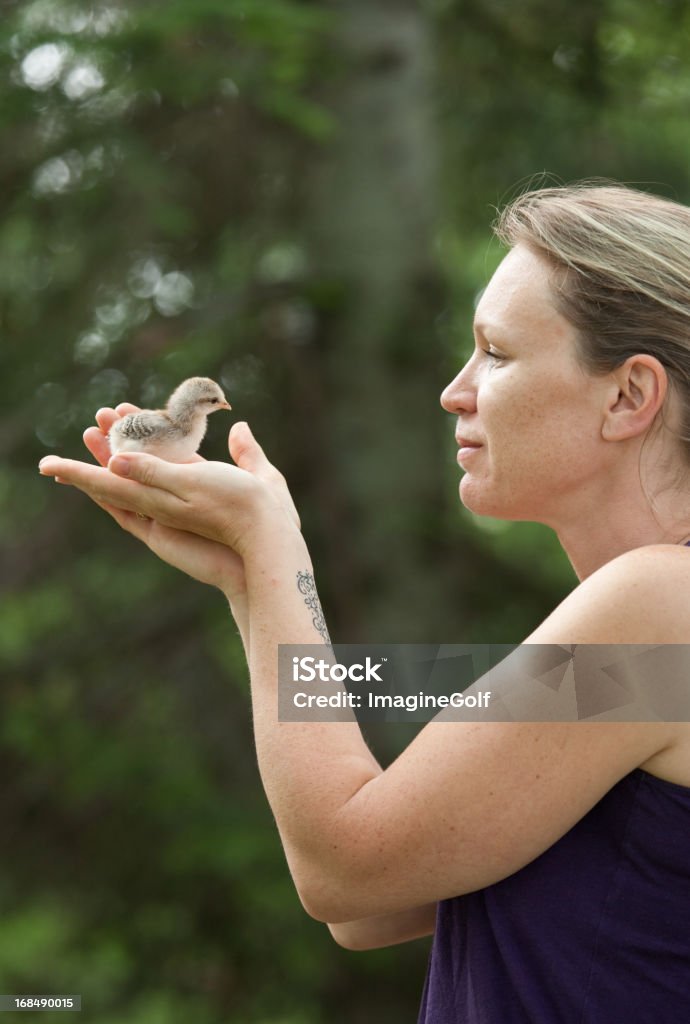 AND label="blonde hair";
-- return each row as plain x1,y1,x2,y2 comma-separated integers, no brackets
494,180,690,462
